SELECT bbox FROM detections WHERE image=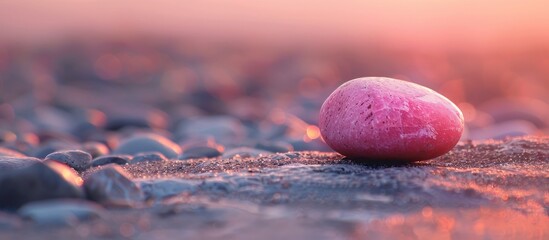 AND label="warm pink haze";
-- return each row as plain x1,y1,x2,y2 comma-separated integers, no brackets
1,0,549,49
